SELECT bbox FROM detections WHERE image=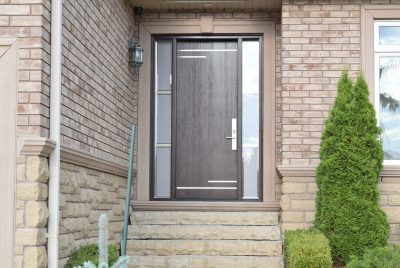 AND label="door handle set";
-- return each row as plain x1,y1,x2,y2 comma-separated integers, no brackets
225,118,237,151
